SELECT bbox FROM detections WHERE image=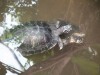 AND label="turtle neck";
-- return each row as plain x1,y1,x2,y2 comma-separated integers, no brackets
53,25,72,36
